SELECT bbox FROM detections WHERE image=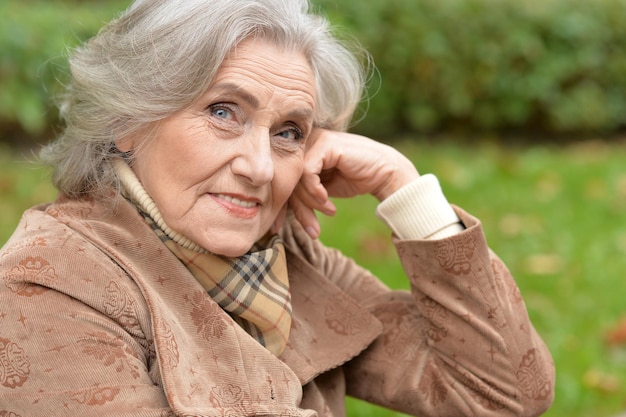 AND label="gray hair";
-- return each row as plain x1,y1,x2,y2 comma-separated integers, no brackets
41,0,368,198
